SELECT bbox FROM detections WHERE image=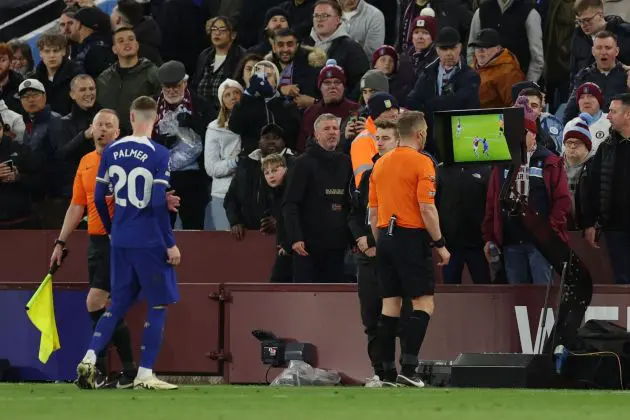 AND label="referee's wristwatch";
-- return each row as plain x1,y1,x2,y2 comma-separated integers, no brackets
431,237,446,248
54,239,66,248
